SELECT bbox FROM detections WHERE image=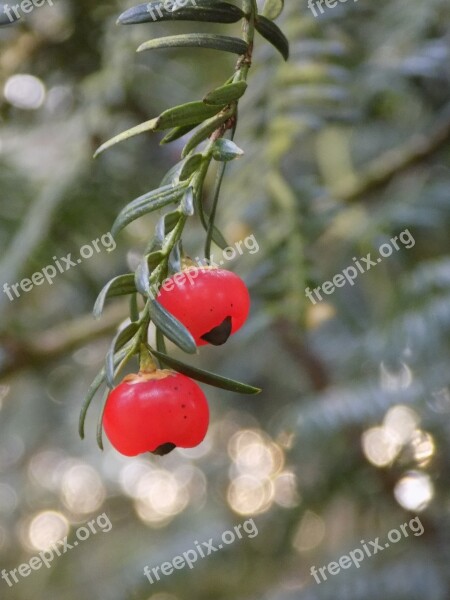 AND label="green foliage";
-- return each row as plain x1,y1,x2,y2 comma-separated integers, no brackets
150,347,261,393
93,274,137,318
118,0,245,25
212,138,245,161
203,81,248,105
149,299,198,354
262,0,284,20
137,33,249,54
255,14,289,60
2,1,450,599
80,0,288,444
